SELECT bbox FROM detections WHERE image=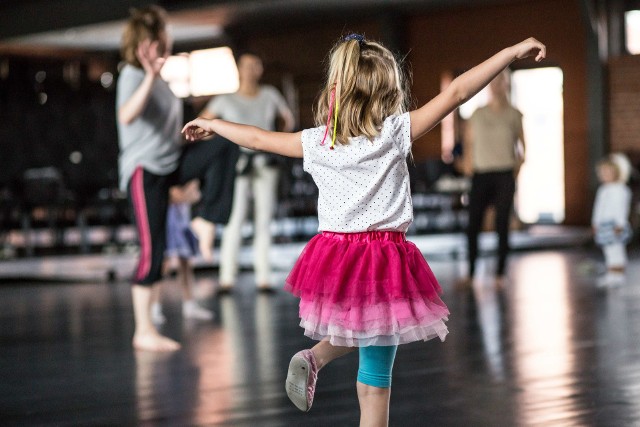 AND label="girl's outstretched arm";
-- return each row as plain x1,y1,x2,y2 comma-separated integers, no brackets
182,118,303,158
409,37,546,141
